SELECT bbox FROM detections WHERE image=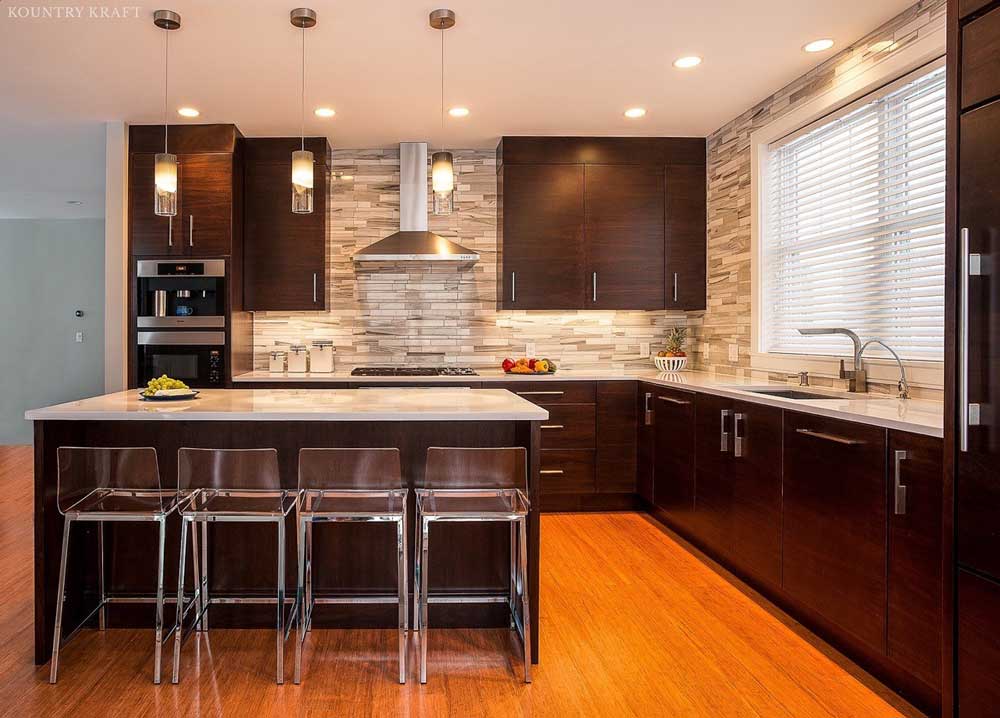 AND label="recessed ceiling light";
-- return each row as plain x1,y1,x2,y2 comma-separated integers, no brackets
66,200,83,206
869,39,894,53
673,55,702,69
448,106,470,118
177,107,200,118
803,38,834,53
624,107,647,119
314,107,336,118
